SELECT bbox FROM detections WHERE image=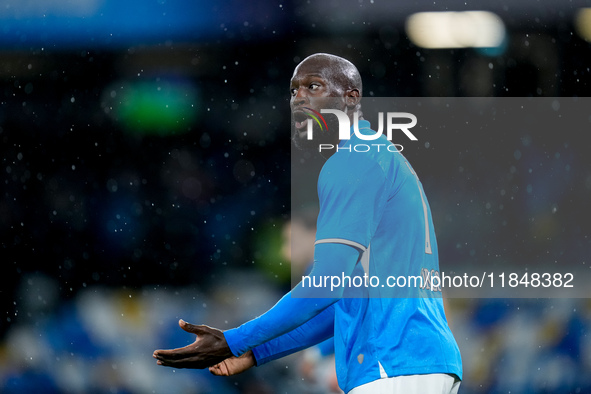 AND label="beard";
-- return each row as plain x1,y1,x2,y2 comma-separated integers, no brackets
291,115,341,153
